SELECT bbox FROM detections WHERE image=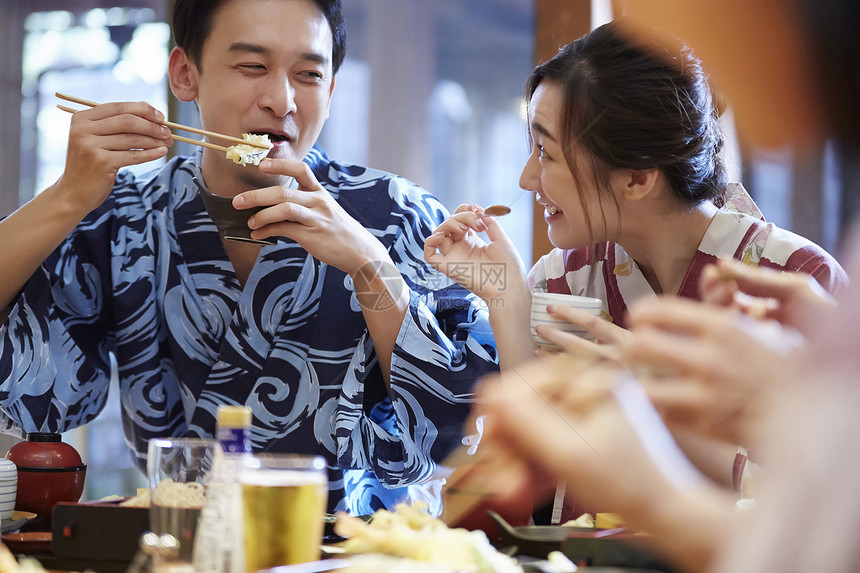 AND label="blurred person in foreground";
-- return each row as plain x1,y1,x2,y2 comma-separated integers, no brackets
0,0,497,515
623,0,860,571
475,0,860,571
